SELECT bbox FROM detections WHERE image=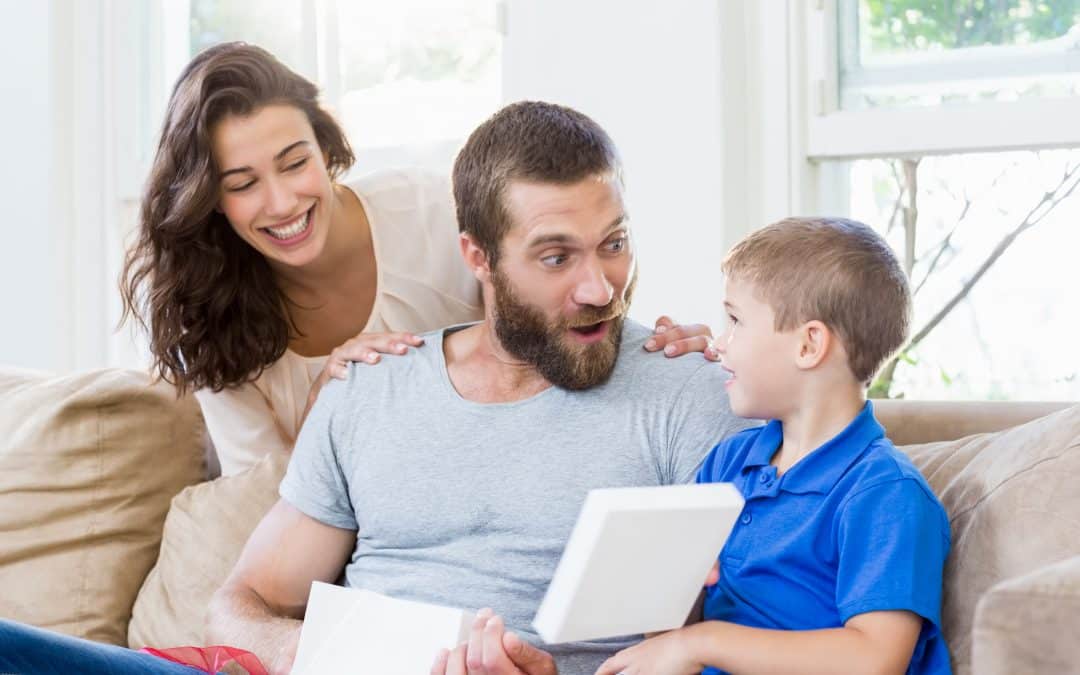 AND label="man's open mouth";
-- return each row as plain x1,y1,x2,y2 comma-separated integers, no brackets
569,321,607,337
